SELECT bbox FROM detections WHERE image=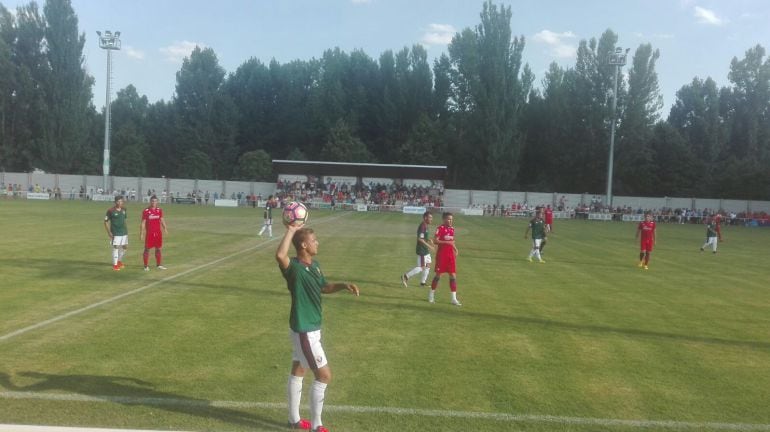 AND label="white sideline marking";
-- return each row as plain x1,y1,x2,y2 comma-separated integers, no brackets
1,391,770,431
0,213,350,343
0,425,190,432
